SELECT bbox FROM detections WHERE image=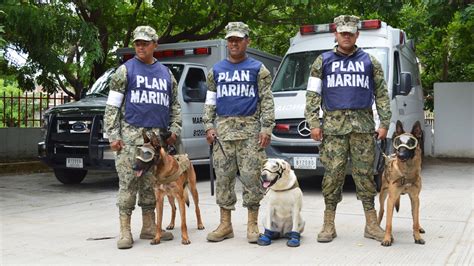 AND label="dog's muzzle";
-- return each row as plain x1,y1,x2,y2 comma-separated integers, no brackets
396,147,416,161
